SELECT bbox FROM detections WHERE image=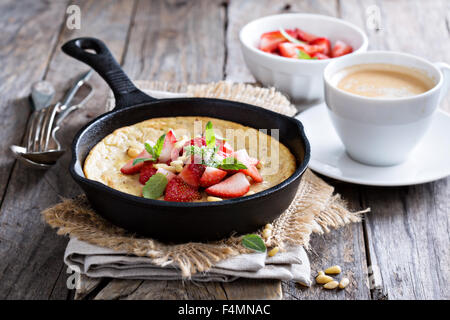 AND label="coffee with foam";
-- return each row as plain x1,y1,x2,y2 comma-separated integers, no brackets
335,63,435,98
